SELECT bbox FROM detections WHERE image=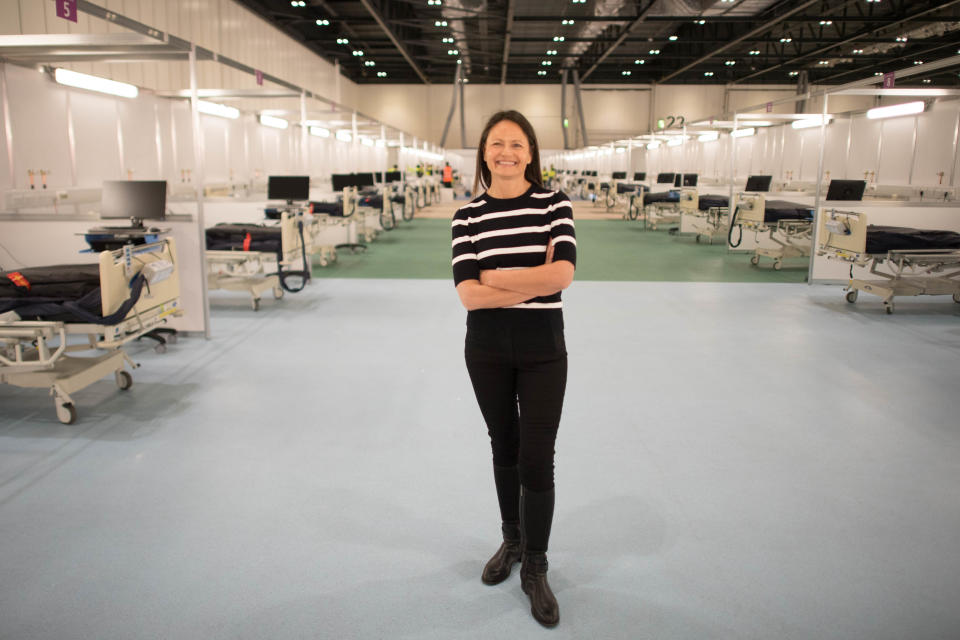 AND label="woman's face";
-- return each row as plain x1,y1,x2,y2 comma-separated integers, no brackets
484,120,532,184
